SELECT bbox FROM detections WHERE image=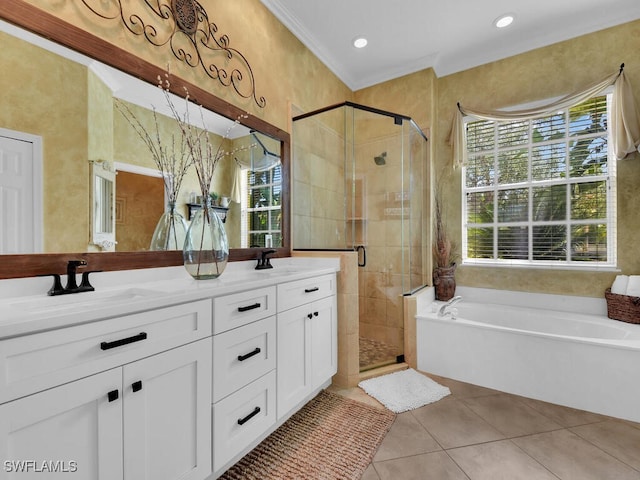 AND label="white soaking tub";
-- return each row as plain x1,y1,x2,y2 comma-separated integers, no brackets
416,287,640,422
